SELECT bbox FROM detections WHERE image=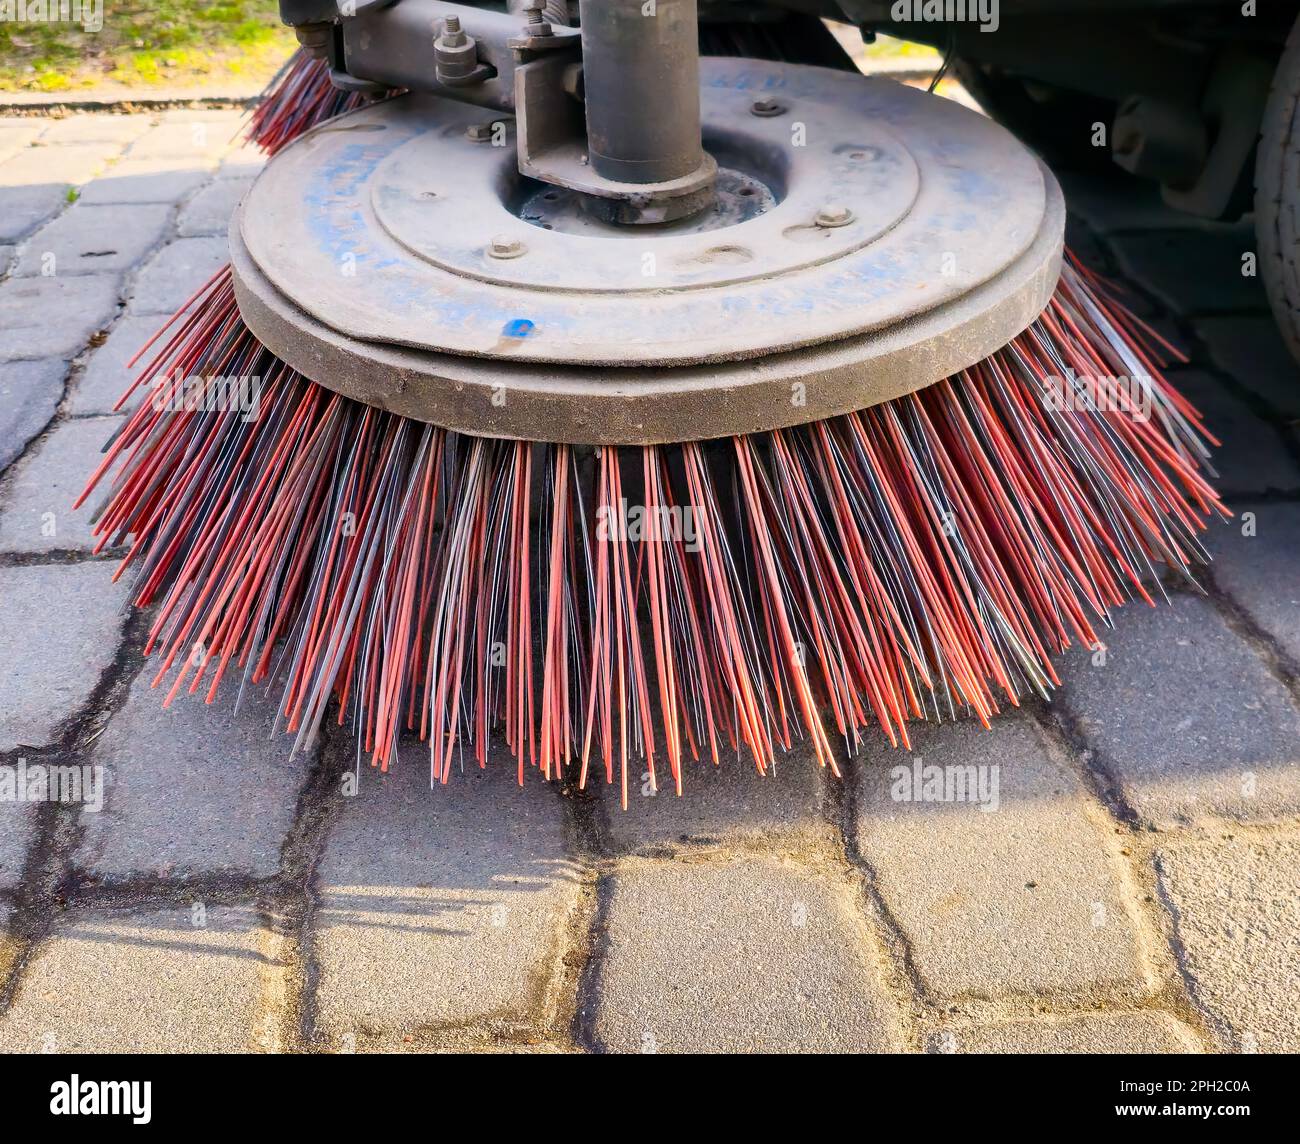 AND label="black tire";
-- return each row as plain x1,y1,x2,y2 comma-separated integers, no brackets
1255,14,1300,363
